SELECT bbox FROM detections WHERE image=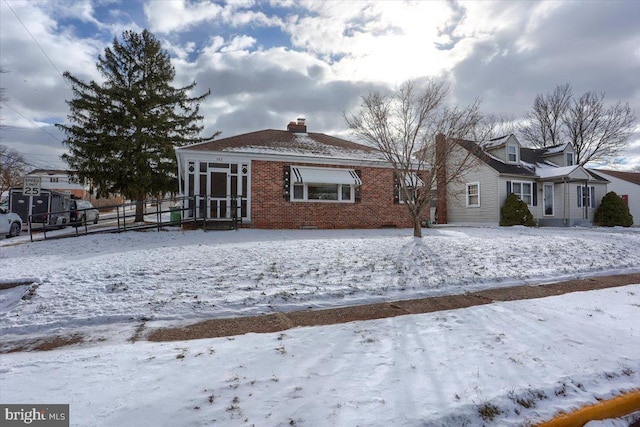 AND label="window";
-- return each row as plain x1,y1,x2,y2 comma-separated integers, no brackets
309,184,338,200
507,144,518,163
292,183,354,202
395,172,425,204
577,185,595,208
290,166,360,203
50,177,59,183
566,152,574,166
466,182,480,207
508,180,534,206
